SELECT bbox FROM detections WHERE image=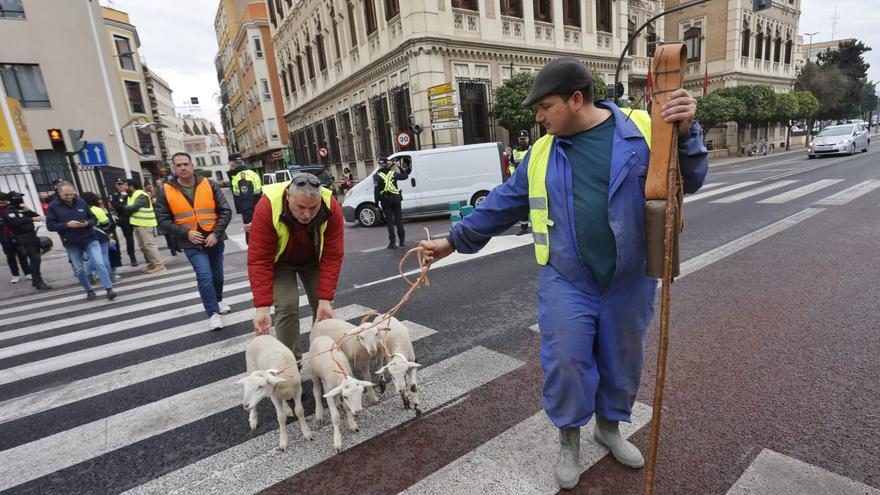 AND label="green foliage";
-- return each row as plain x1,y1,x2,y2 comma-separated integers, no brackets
491,72,537,134
793,91,819,119
194,169,213,179
797,39,878,119
772,93,800,123
695,93,743,127
590,69,607,100
715,85,776,124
